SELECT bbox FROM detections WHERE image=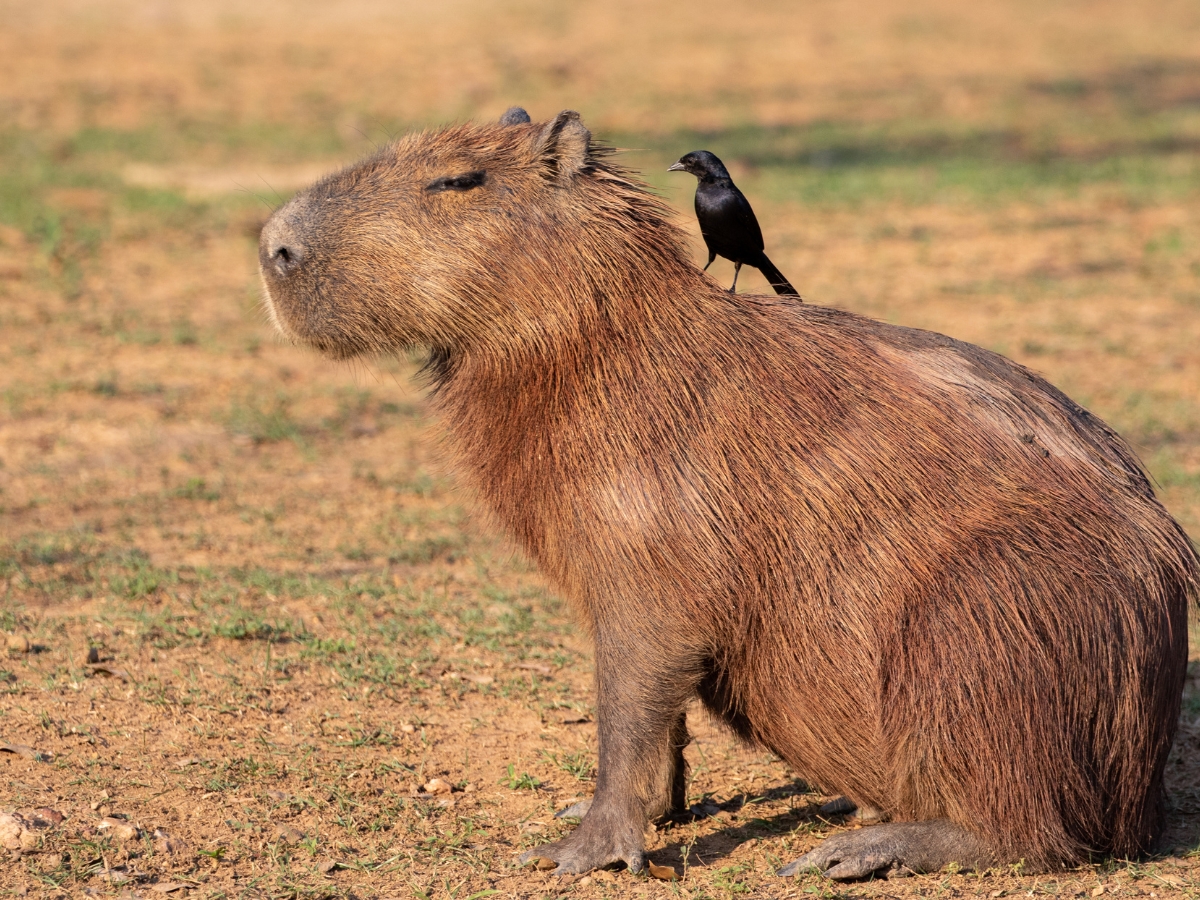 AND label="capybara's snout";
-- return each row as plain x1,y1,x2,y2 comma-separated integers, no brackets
259,198,311,282
259,193,344,349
